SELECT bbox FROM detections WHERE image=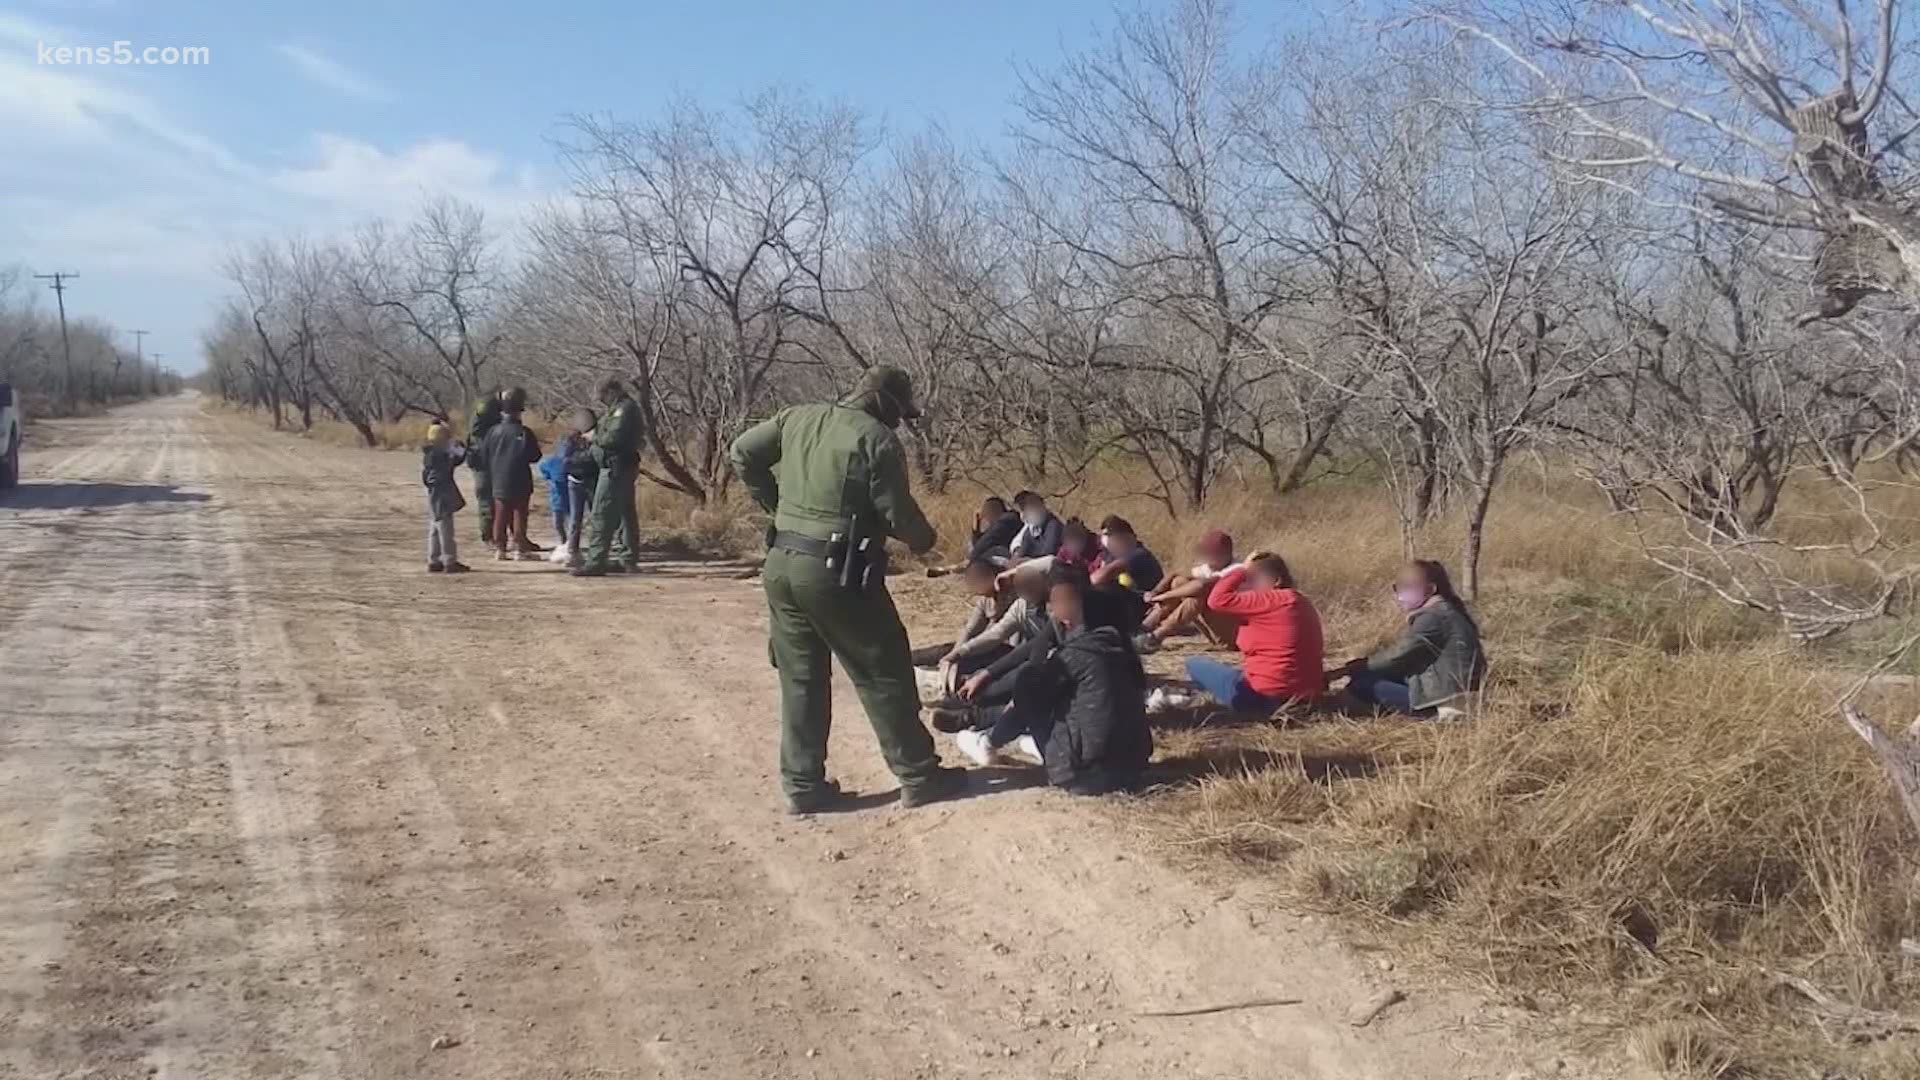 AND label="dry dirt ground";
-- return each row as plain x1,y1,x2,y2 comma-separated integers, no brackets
0,396,1622,1080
